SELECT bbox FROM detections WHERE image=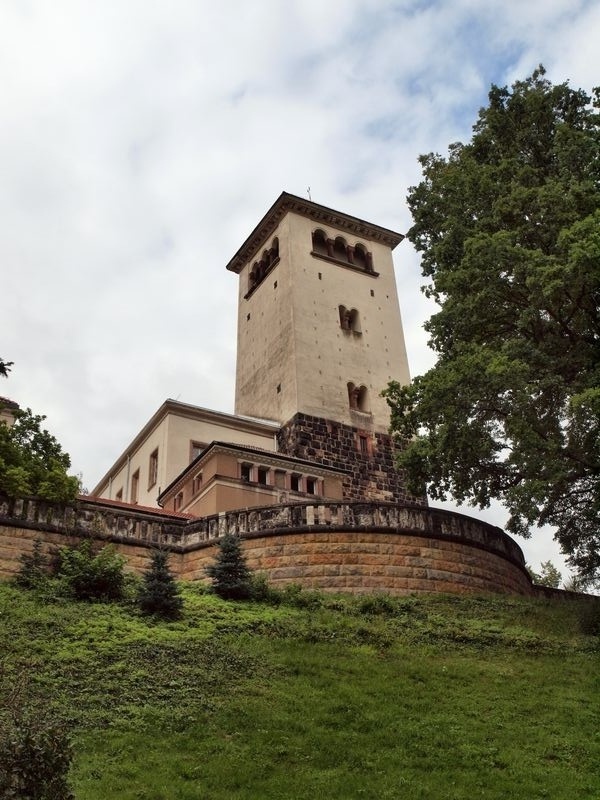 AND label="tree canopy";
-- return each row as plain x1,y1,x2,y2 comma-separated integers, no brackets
385,67,600,579
0,407,79,502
